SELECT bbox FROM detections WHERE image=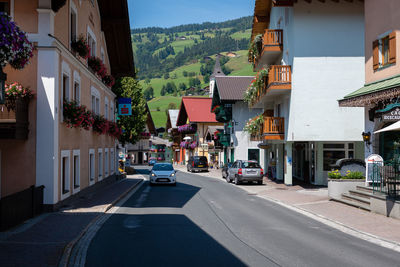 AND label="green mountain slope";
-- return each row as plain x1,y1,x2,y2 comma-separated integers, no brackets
132,17,255,128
